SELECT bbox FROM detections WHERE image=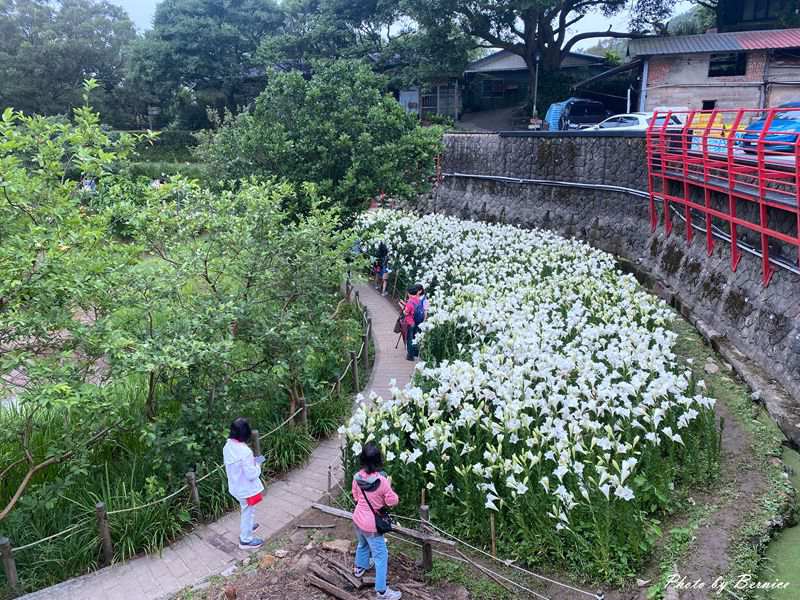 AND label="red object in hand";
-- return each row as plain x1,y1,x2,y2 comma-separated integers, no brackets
246,492,263,506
